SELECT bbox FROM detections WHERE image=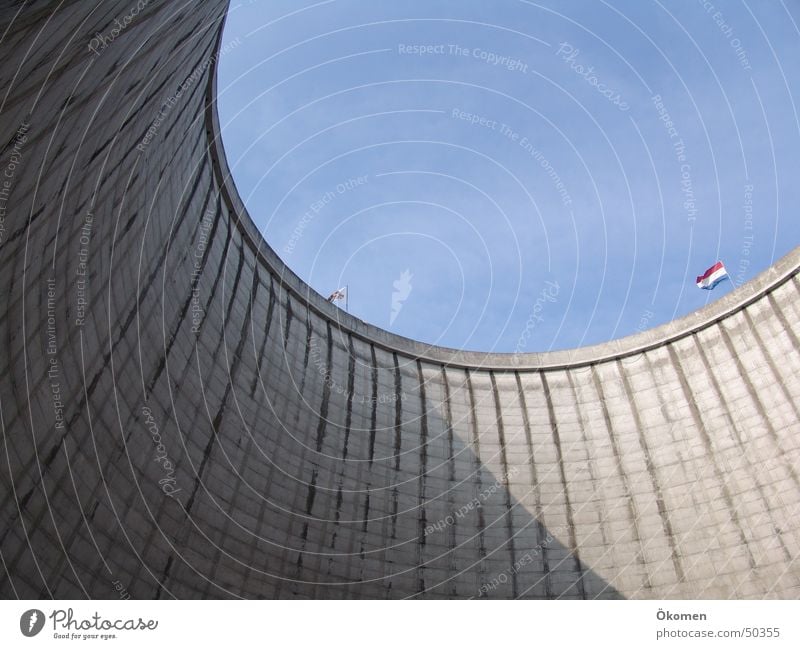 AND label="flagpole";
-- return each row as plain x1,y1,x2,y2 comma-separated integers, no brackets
346,285,349,313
